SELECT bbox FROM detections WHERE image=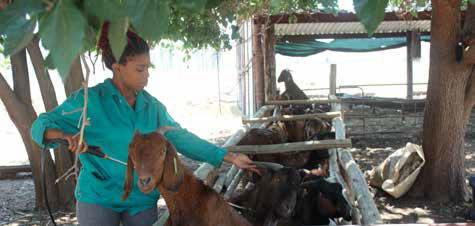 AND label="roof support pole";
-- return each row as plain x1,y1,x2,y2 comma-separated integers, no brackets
407,31,414,100
263,24,277,102
252,22,265,109
330,64,337,96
